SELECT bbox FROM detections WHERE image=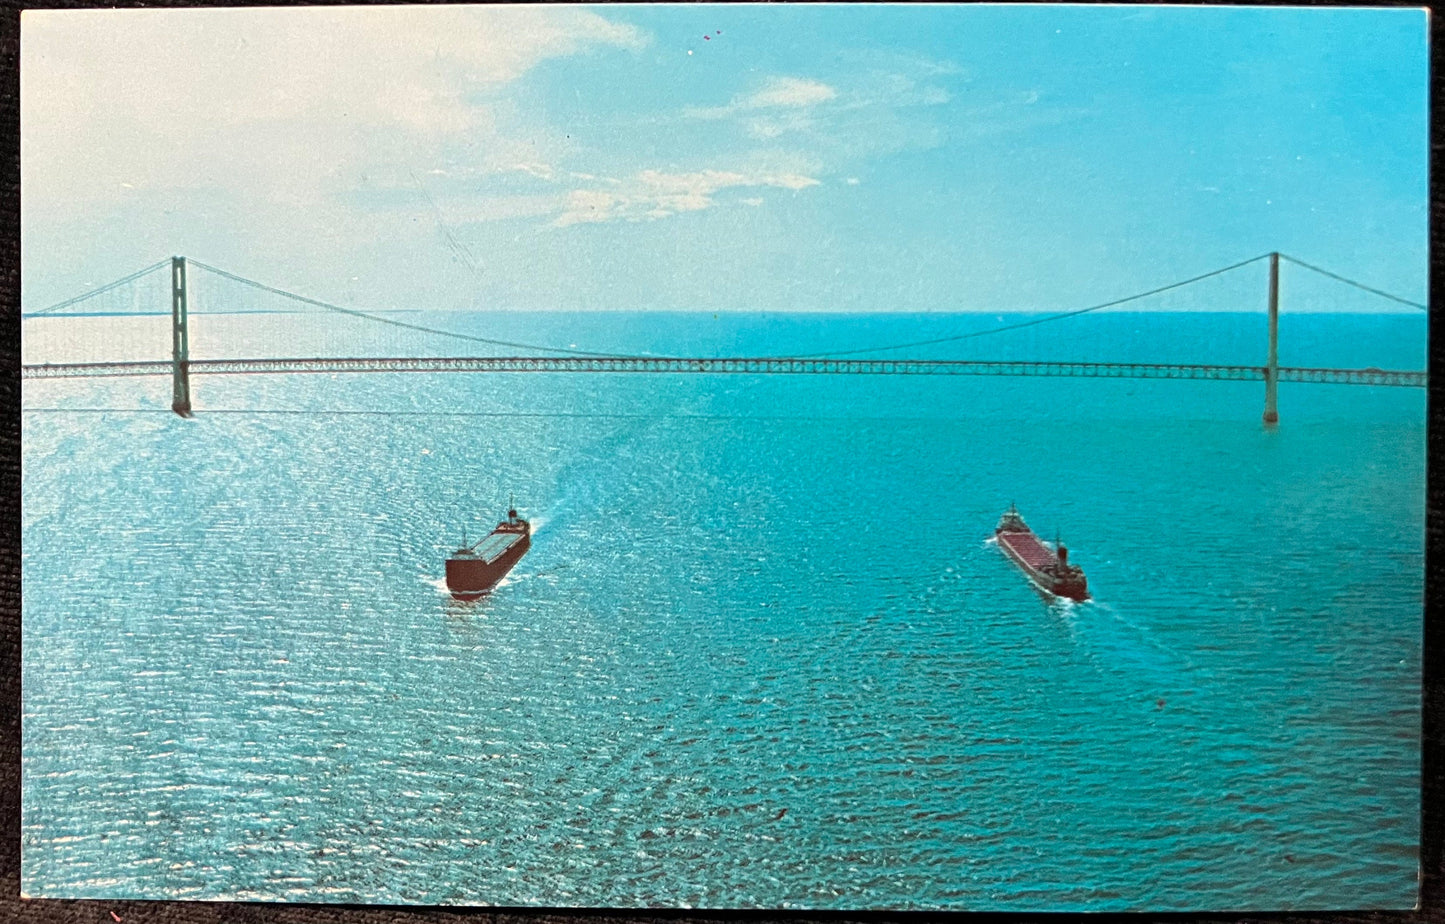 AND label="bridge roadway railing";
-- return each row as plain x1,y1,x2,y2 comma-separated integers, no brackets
19,356,1428,388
